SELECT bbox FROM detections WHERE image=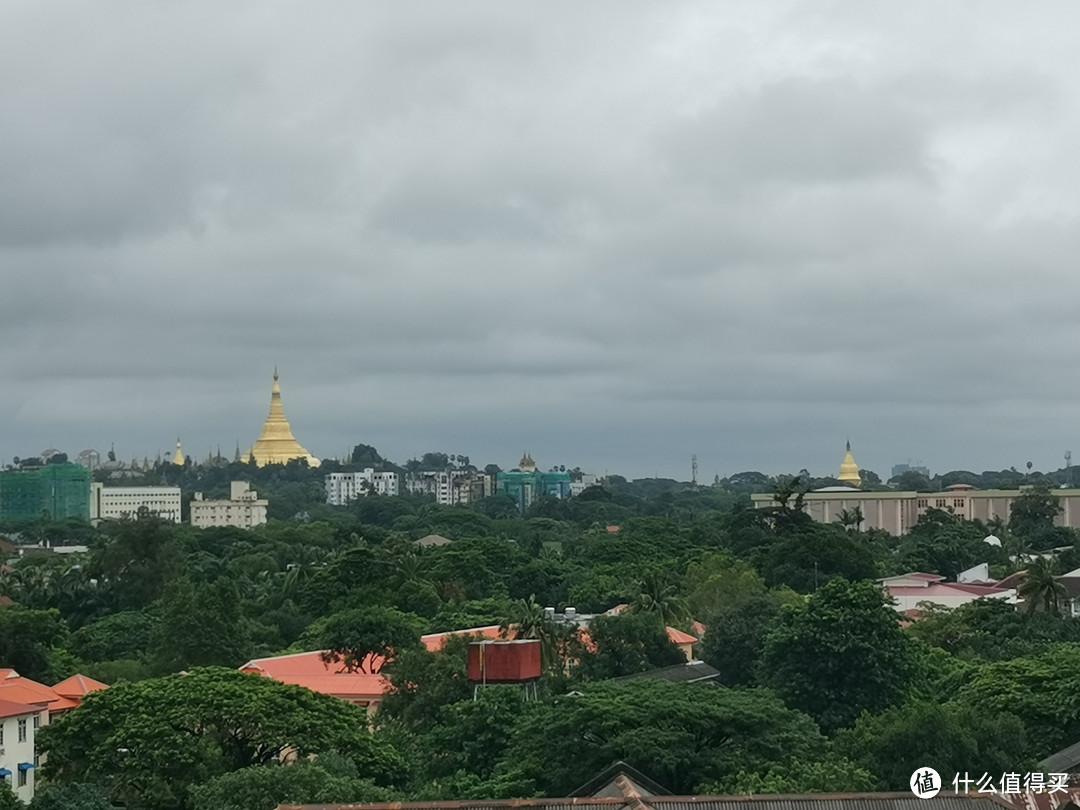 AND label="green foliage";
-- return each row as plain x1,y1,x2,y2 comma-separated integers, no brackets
908,597,1080,660
67,610,158,663
717,757,877,794
1017,558,1068,615
189,756,392,810
684,554,766,619
701,594,783,686
1009,486,1062,543
835,700,1031,790
496,680,828,795
38,667,406,810
378,636,473,729
315,606,423,673
755,523,878,593
953,644,1080,754
0,604,68,682
0,783,22,810
420,687,528,780
762,579,913,733
28,782,112,810
90,517,184,611
573,612,685,681
151,579,252,673
896,512,1002,580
